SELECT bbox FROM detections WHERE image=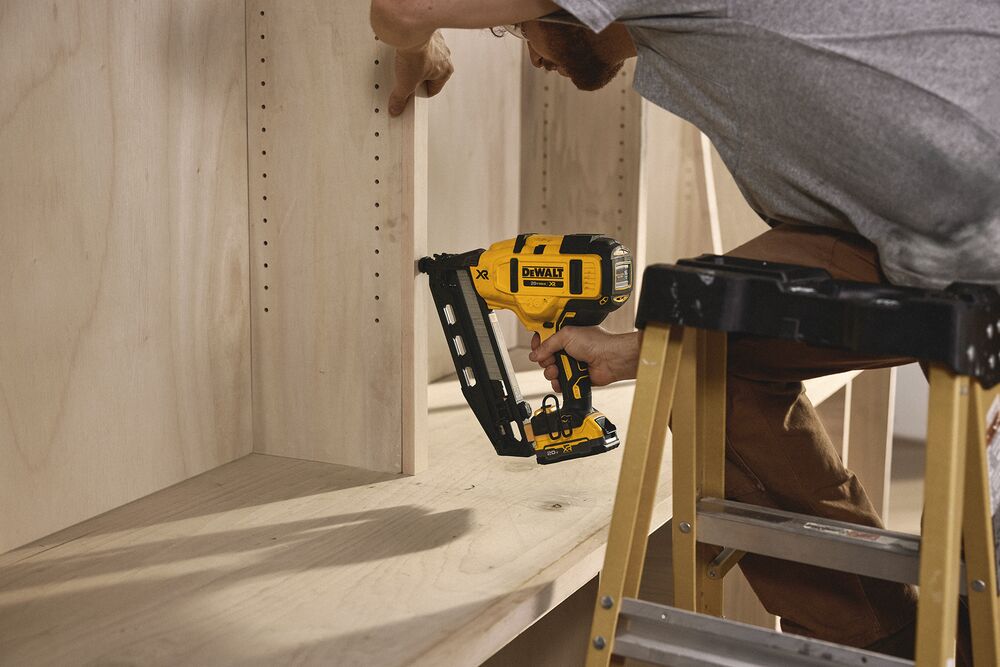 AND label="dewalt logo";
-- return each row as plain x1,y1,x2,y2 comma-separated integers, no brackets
520,265,565,289
522,266,564,279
